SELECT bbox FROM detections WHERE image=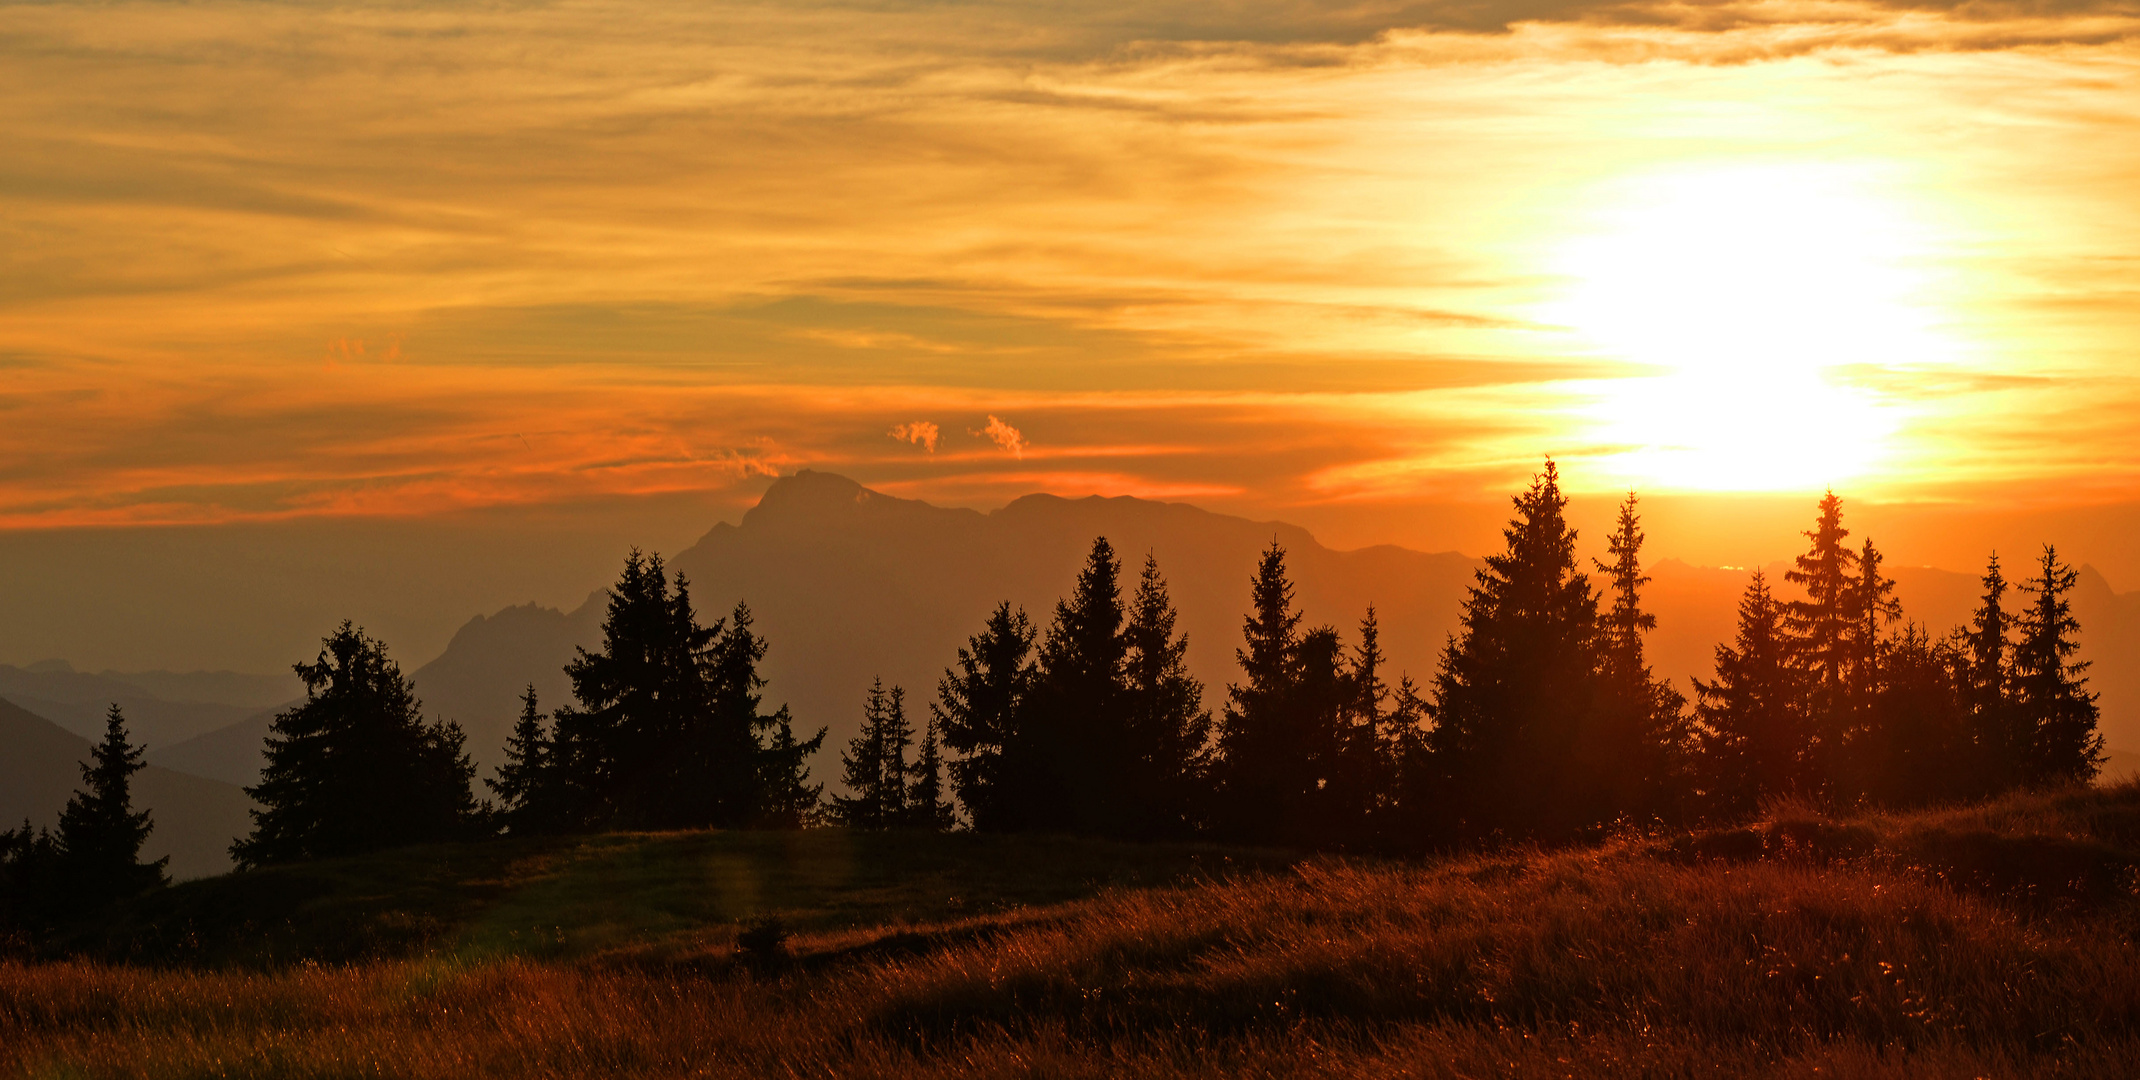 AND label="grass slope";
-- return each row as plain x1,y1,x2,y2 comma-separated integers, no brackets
9,787,2140,1078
